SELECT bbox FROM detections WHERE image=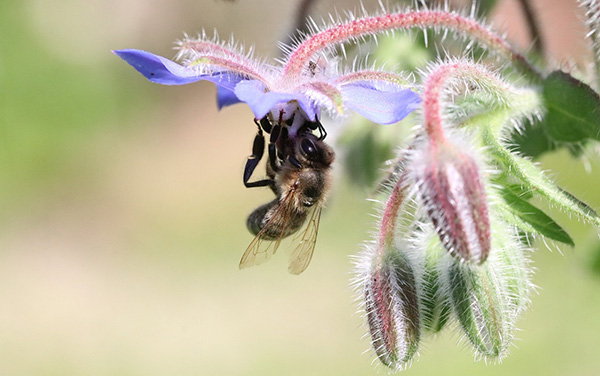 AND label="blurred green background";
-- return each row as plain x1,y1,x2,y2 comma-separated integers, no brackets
0,0,599,375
